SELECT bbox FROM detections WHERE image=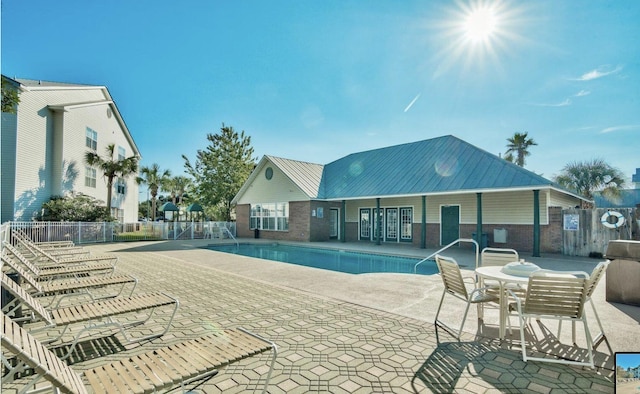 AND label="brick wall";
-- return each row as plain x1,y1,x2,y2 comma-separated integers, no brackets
240,203,564,252
236,204,251,238
409,207,564,253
